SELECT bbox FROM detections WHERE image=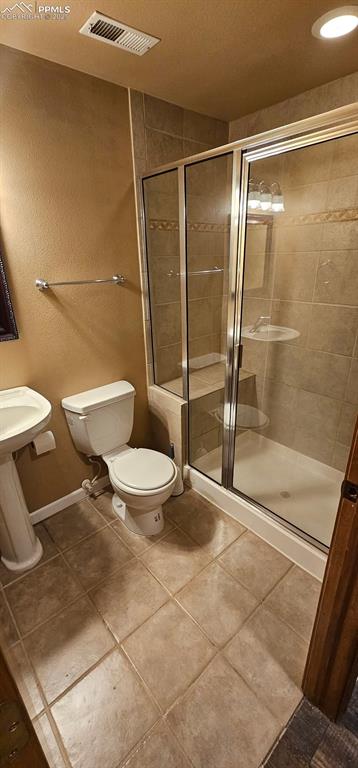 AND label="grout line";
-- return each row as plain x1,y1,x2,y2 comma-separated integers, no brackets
244,295,358,309
87,566,172,644
142,92,149,171
122,623,220,718
162,716,197,768
159,716,196,768
1,549,61,590
260,600,311,649
218,653,284,731
153,291,226,309
120,642,164,714
163,648,225,719
44,709,72,768
137,536,213,595
131,516,248,617
1,583,22,645
144,122,213,148
216,558,294,622
343,355,355,404
172,590,218,648
114,719,169,768
32,705,72,768
260,695,305,767
174,577,256,651
217,546,294,604
53,519,113,554
12,637,48,716
43,646,119,710
16,590,88,642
